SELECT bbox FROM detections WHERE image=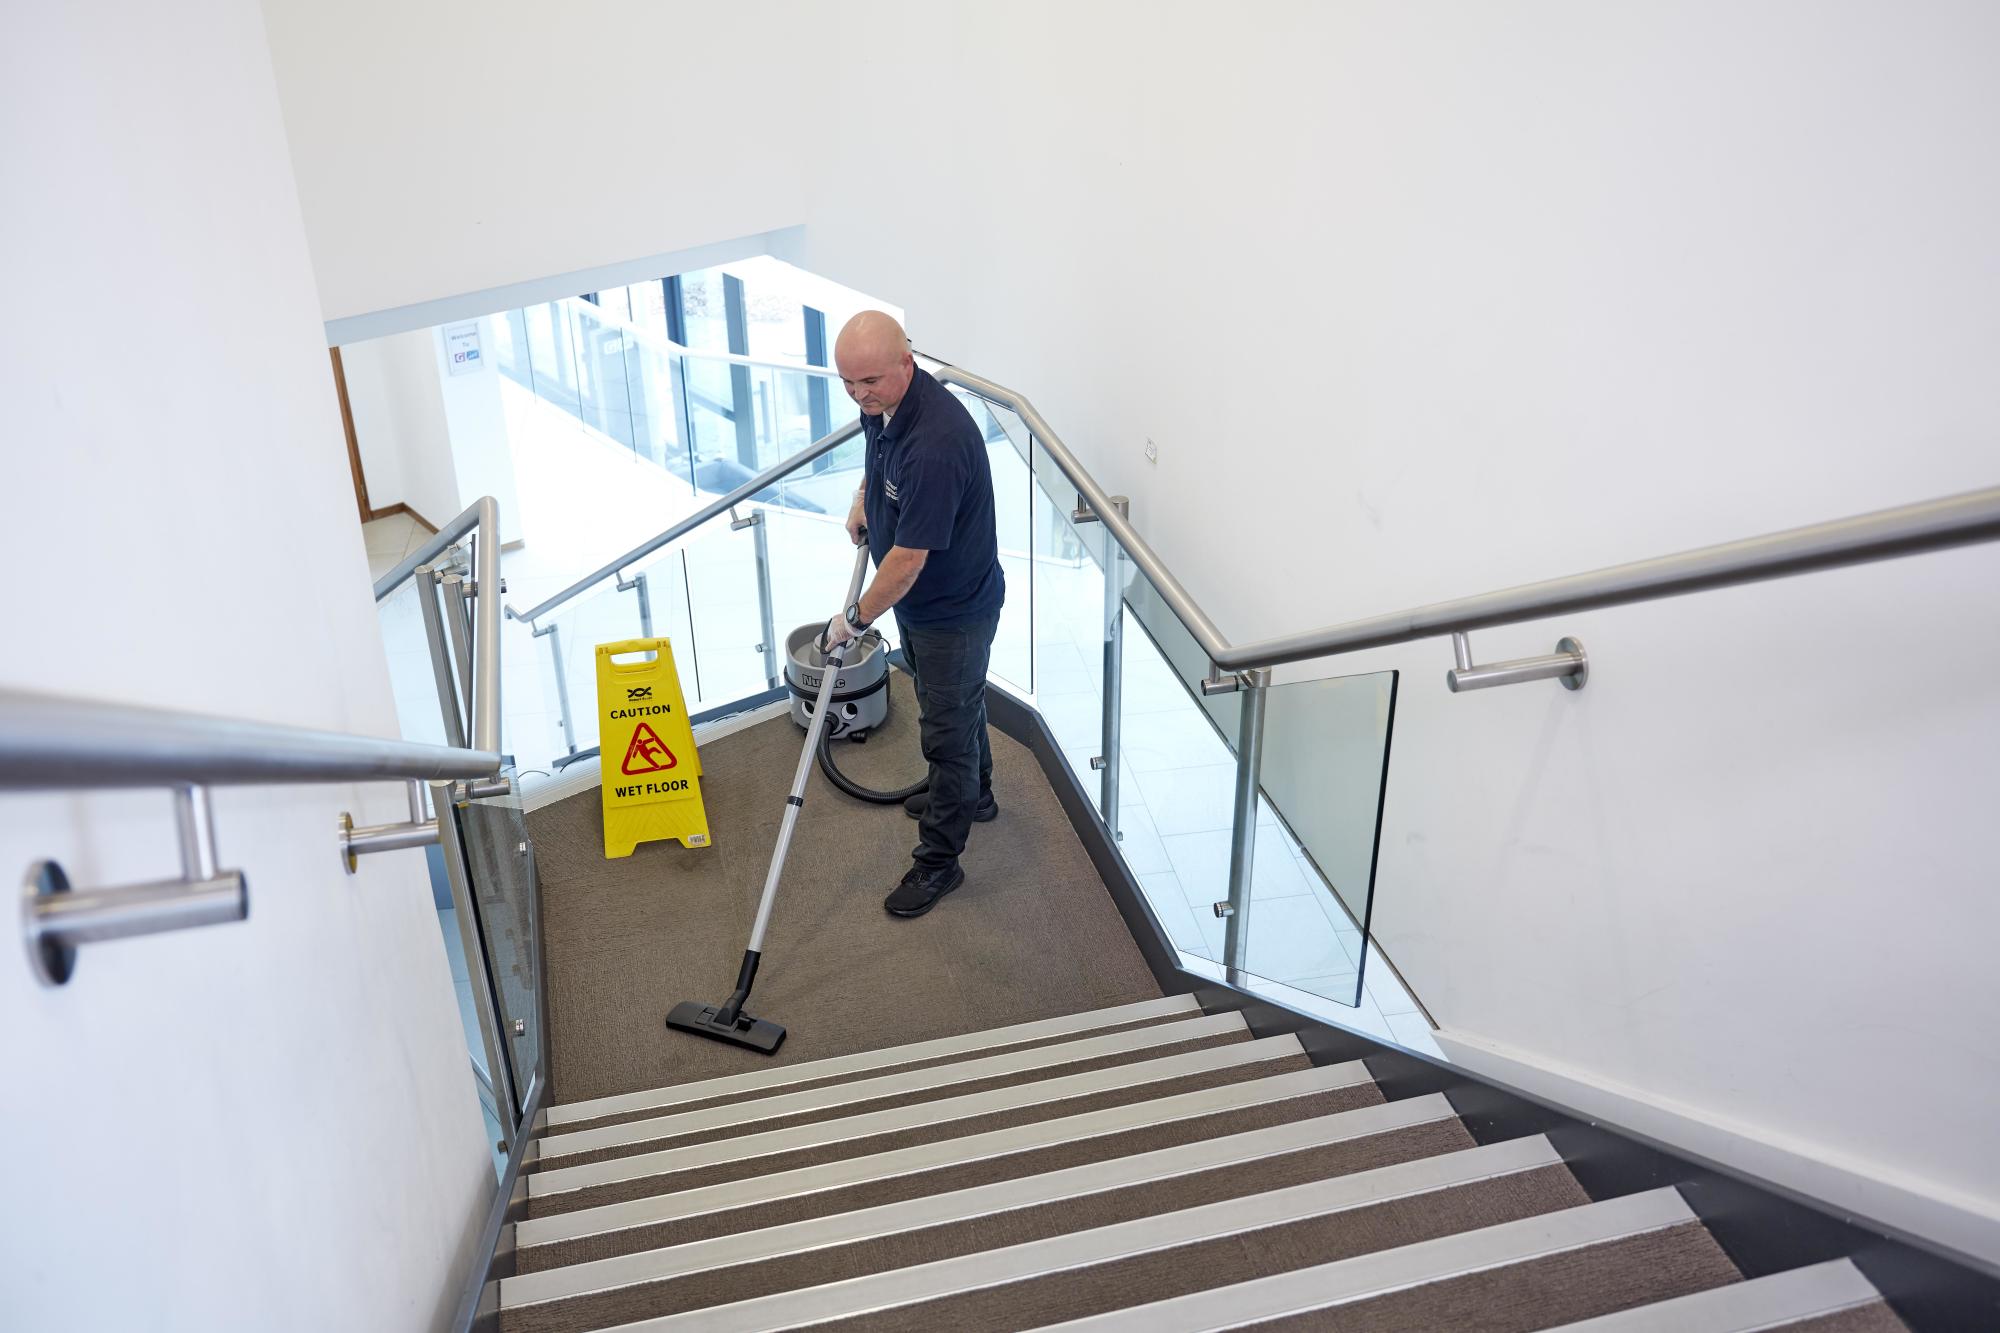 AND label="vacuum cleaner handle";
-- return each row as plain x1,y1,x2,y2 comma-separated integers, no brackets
747,537,878,959
816,539,876,658
681,532,877,1050
841,533,870,605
